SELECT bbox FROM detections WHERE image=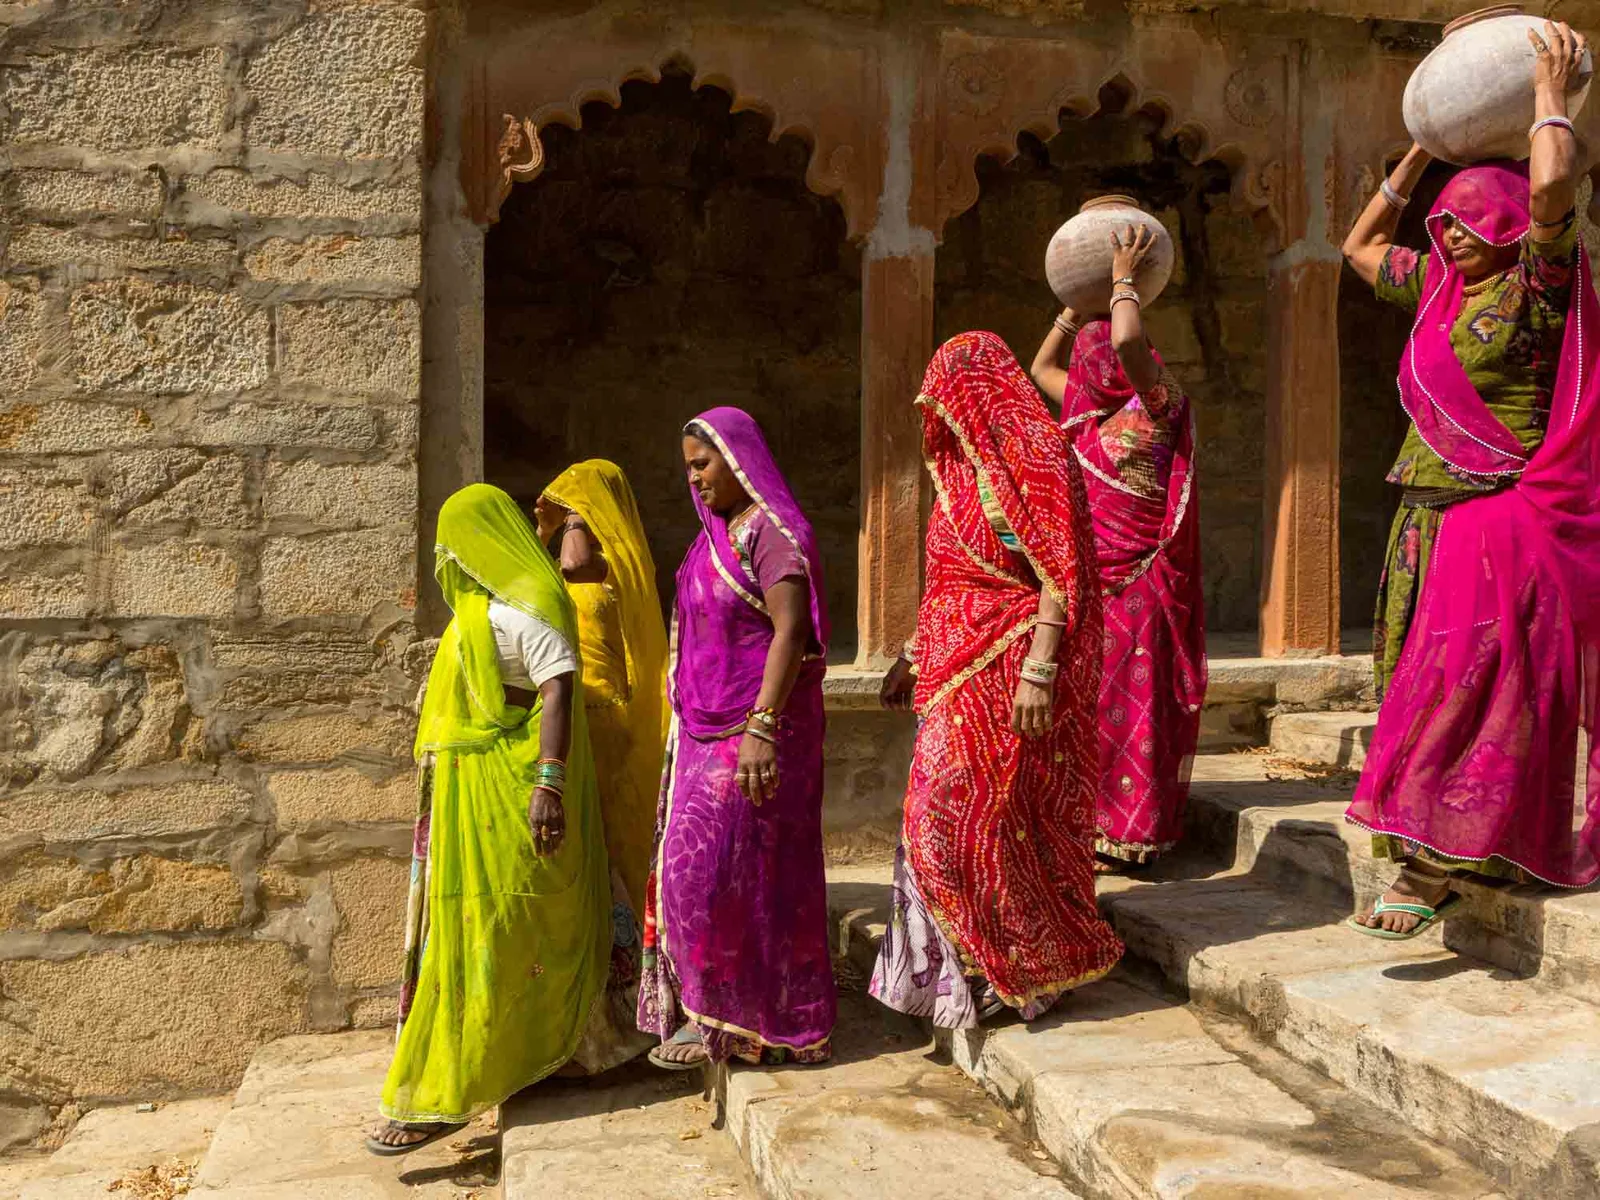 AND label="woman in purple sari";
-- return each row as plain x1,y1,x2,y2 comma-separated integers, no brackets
638,407,837,1068
1342,20,1600,936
